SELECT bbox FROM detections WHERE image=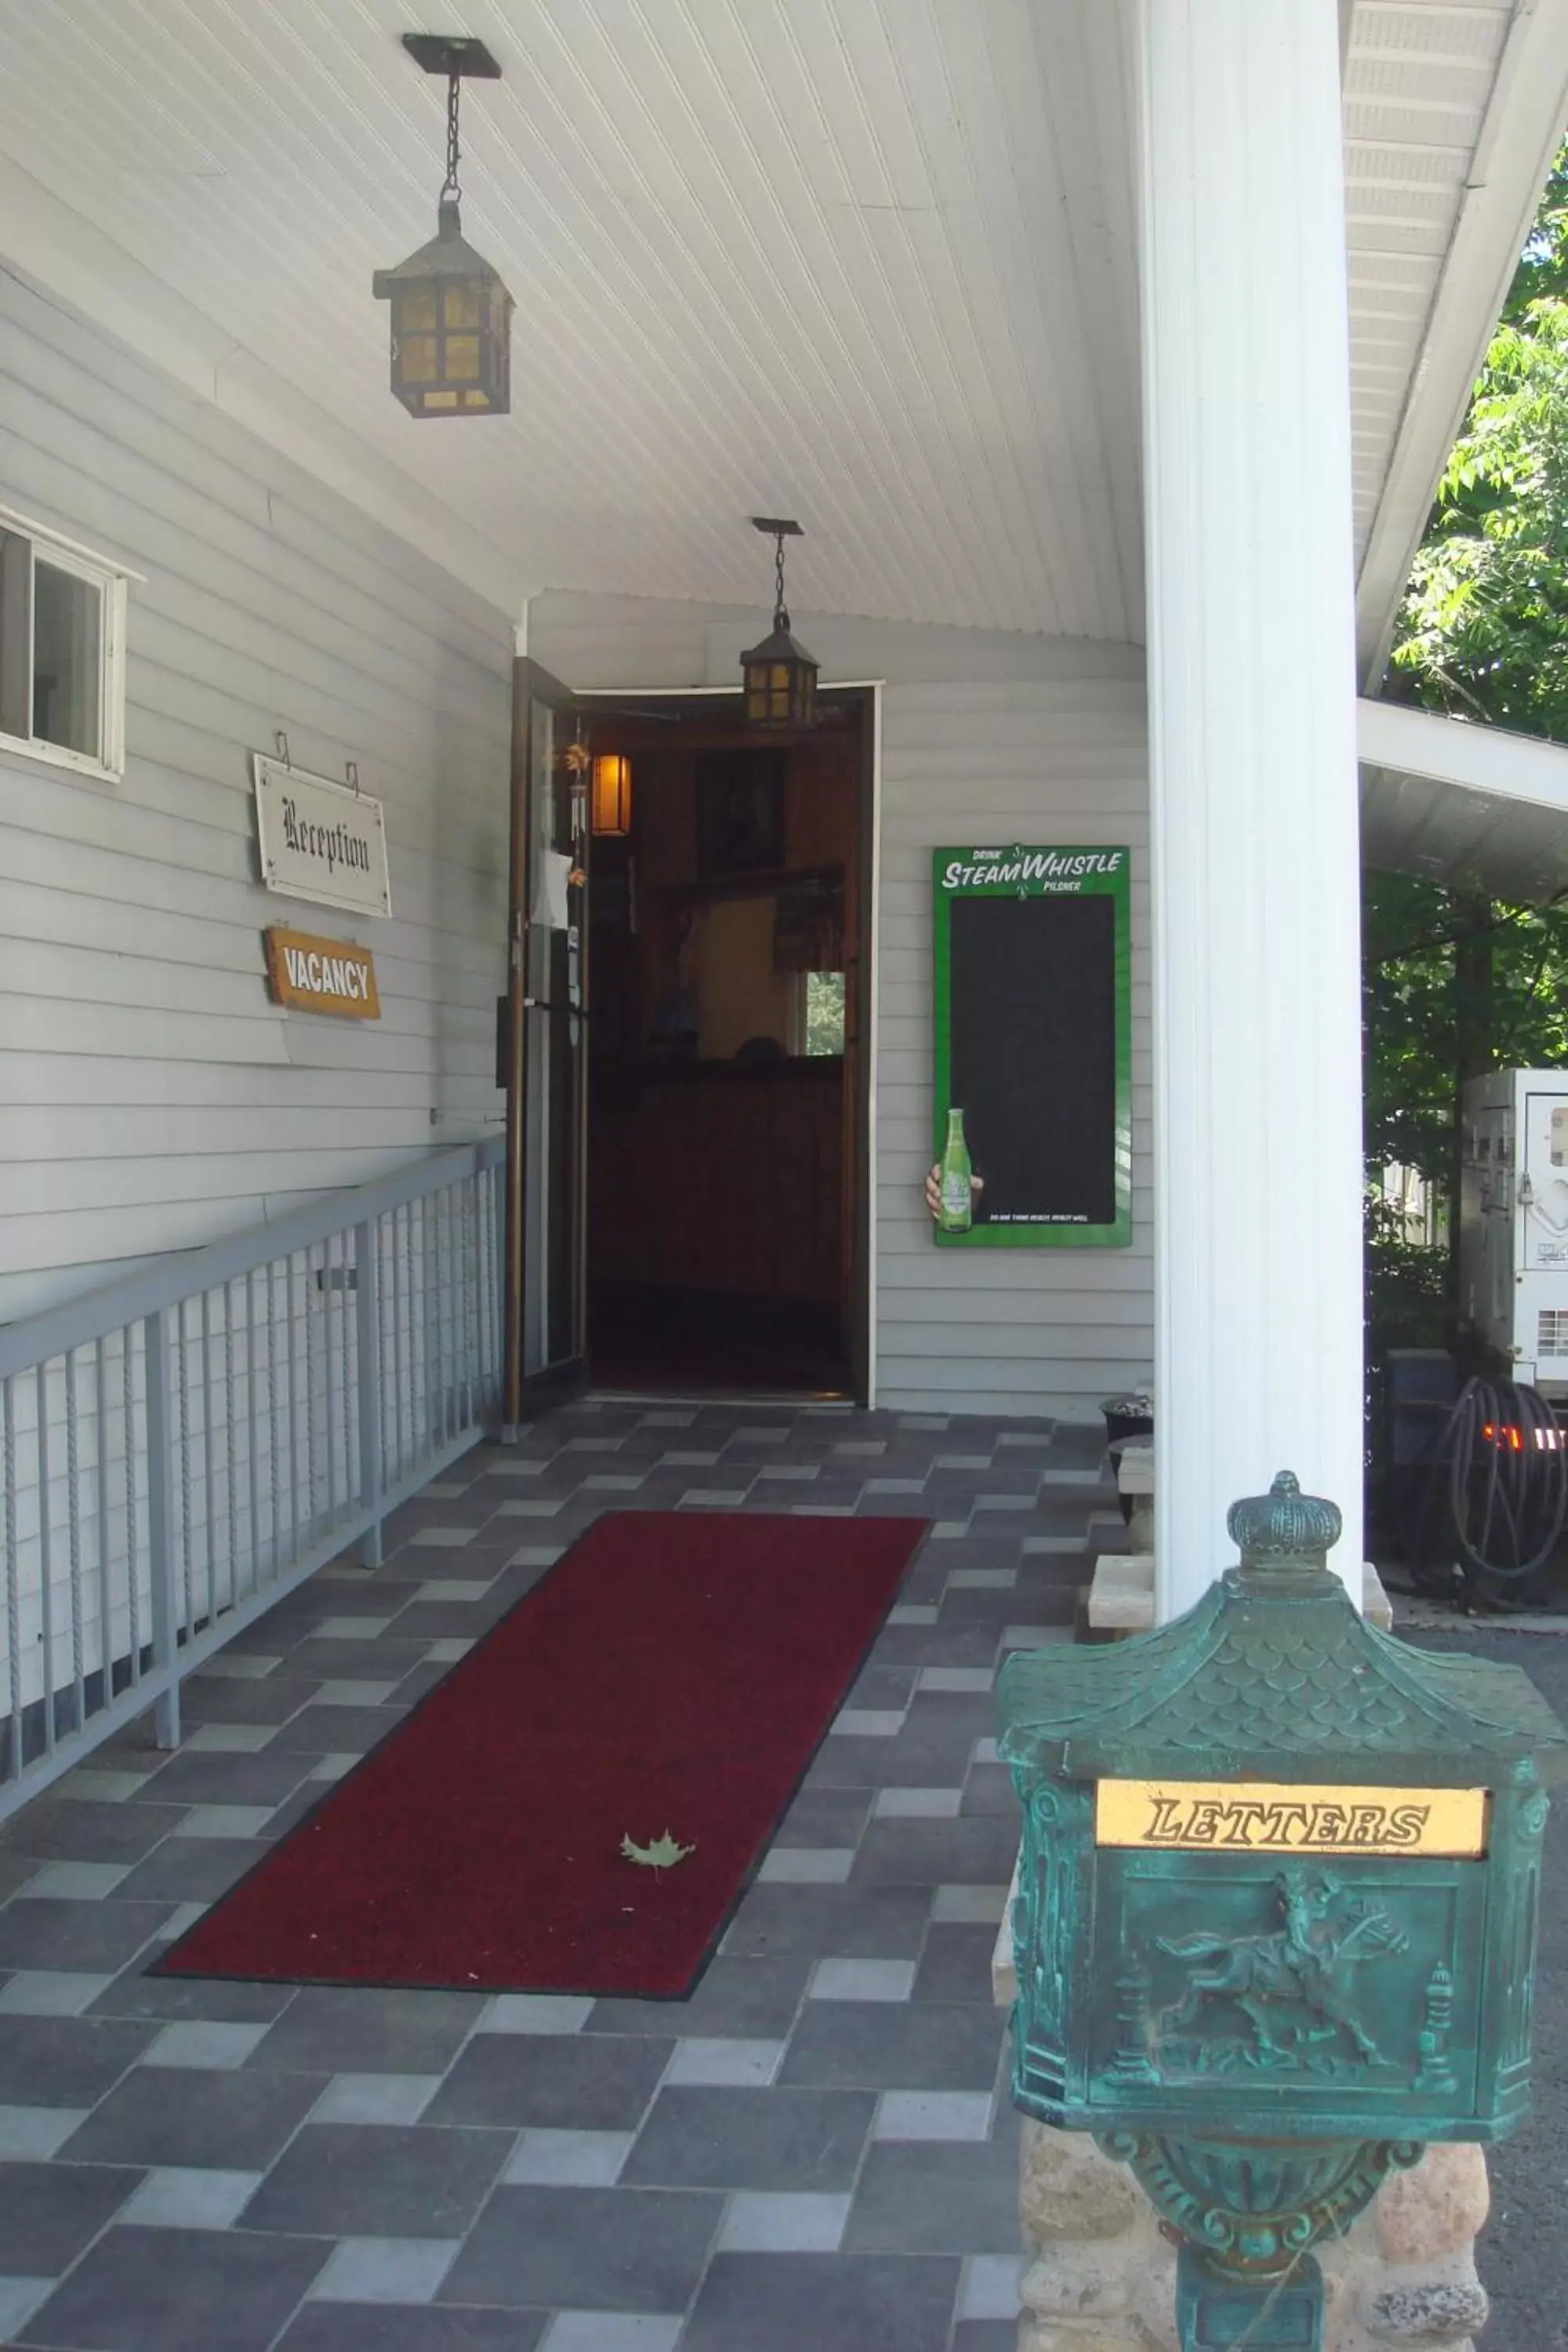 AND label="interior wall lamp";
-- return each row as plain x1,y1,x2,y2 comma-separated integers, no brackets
591,753,633,837
373,34,513,418
740,517,818,727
